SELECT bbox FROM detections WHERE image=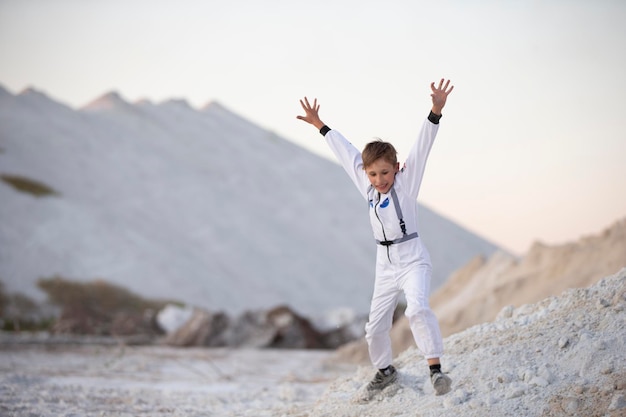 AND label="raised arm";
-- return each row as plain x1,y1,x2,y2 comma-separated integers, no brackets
402,79,454,199
296,96,370,198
